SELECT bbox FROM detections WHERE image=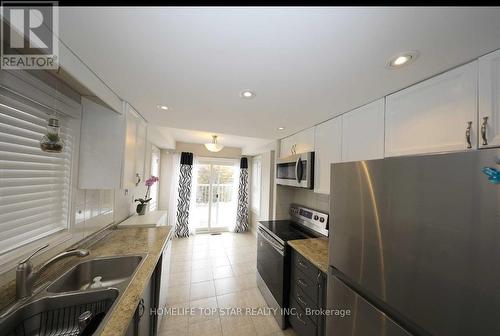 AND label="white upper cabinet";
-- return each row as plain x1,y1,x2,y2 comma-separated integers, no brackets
479,49,500,148
342,99,385,162
385,61,478,157
79,97,125,189
79,100,147,189
314,117,342,194
279,128,315,158
279,136,295,158
123,103,148,188
135,116,147,179
293,127,315,154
